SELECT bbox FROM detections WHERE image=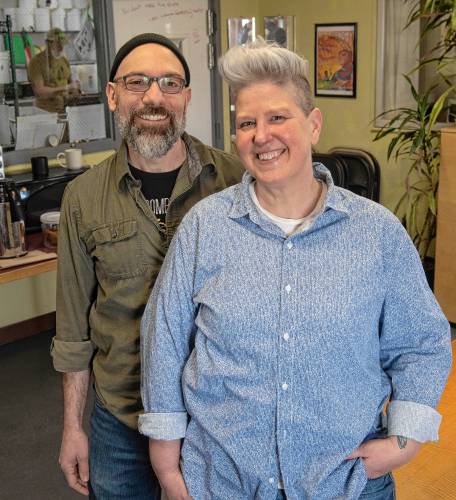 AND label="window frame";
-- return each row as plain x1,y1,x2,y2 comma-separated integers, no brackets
4,0,120,166
375,0,454,130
